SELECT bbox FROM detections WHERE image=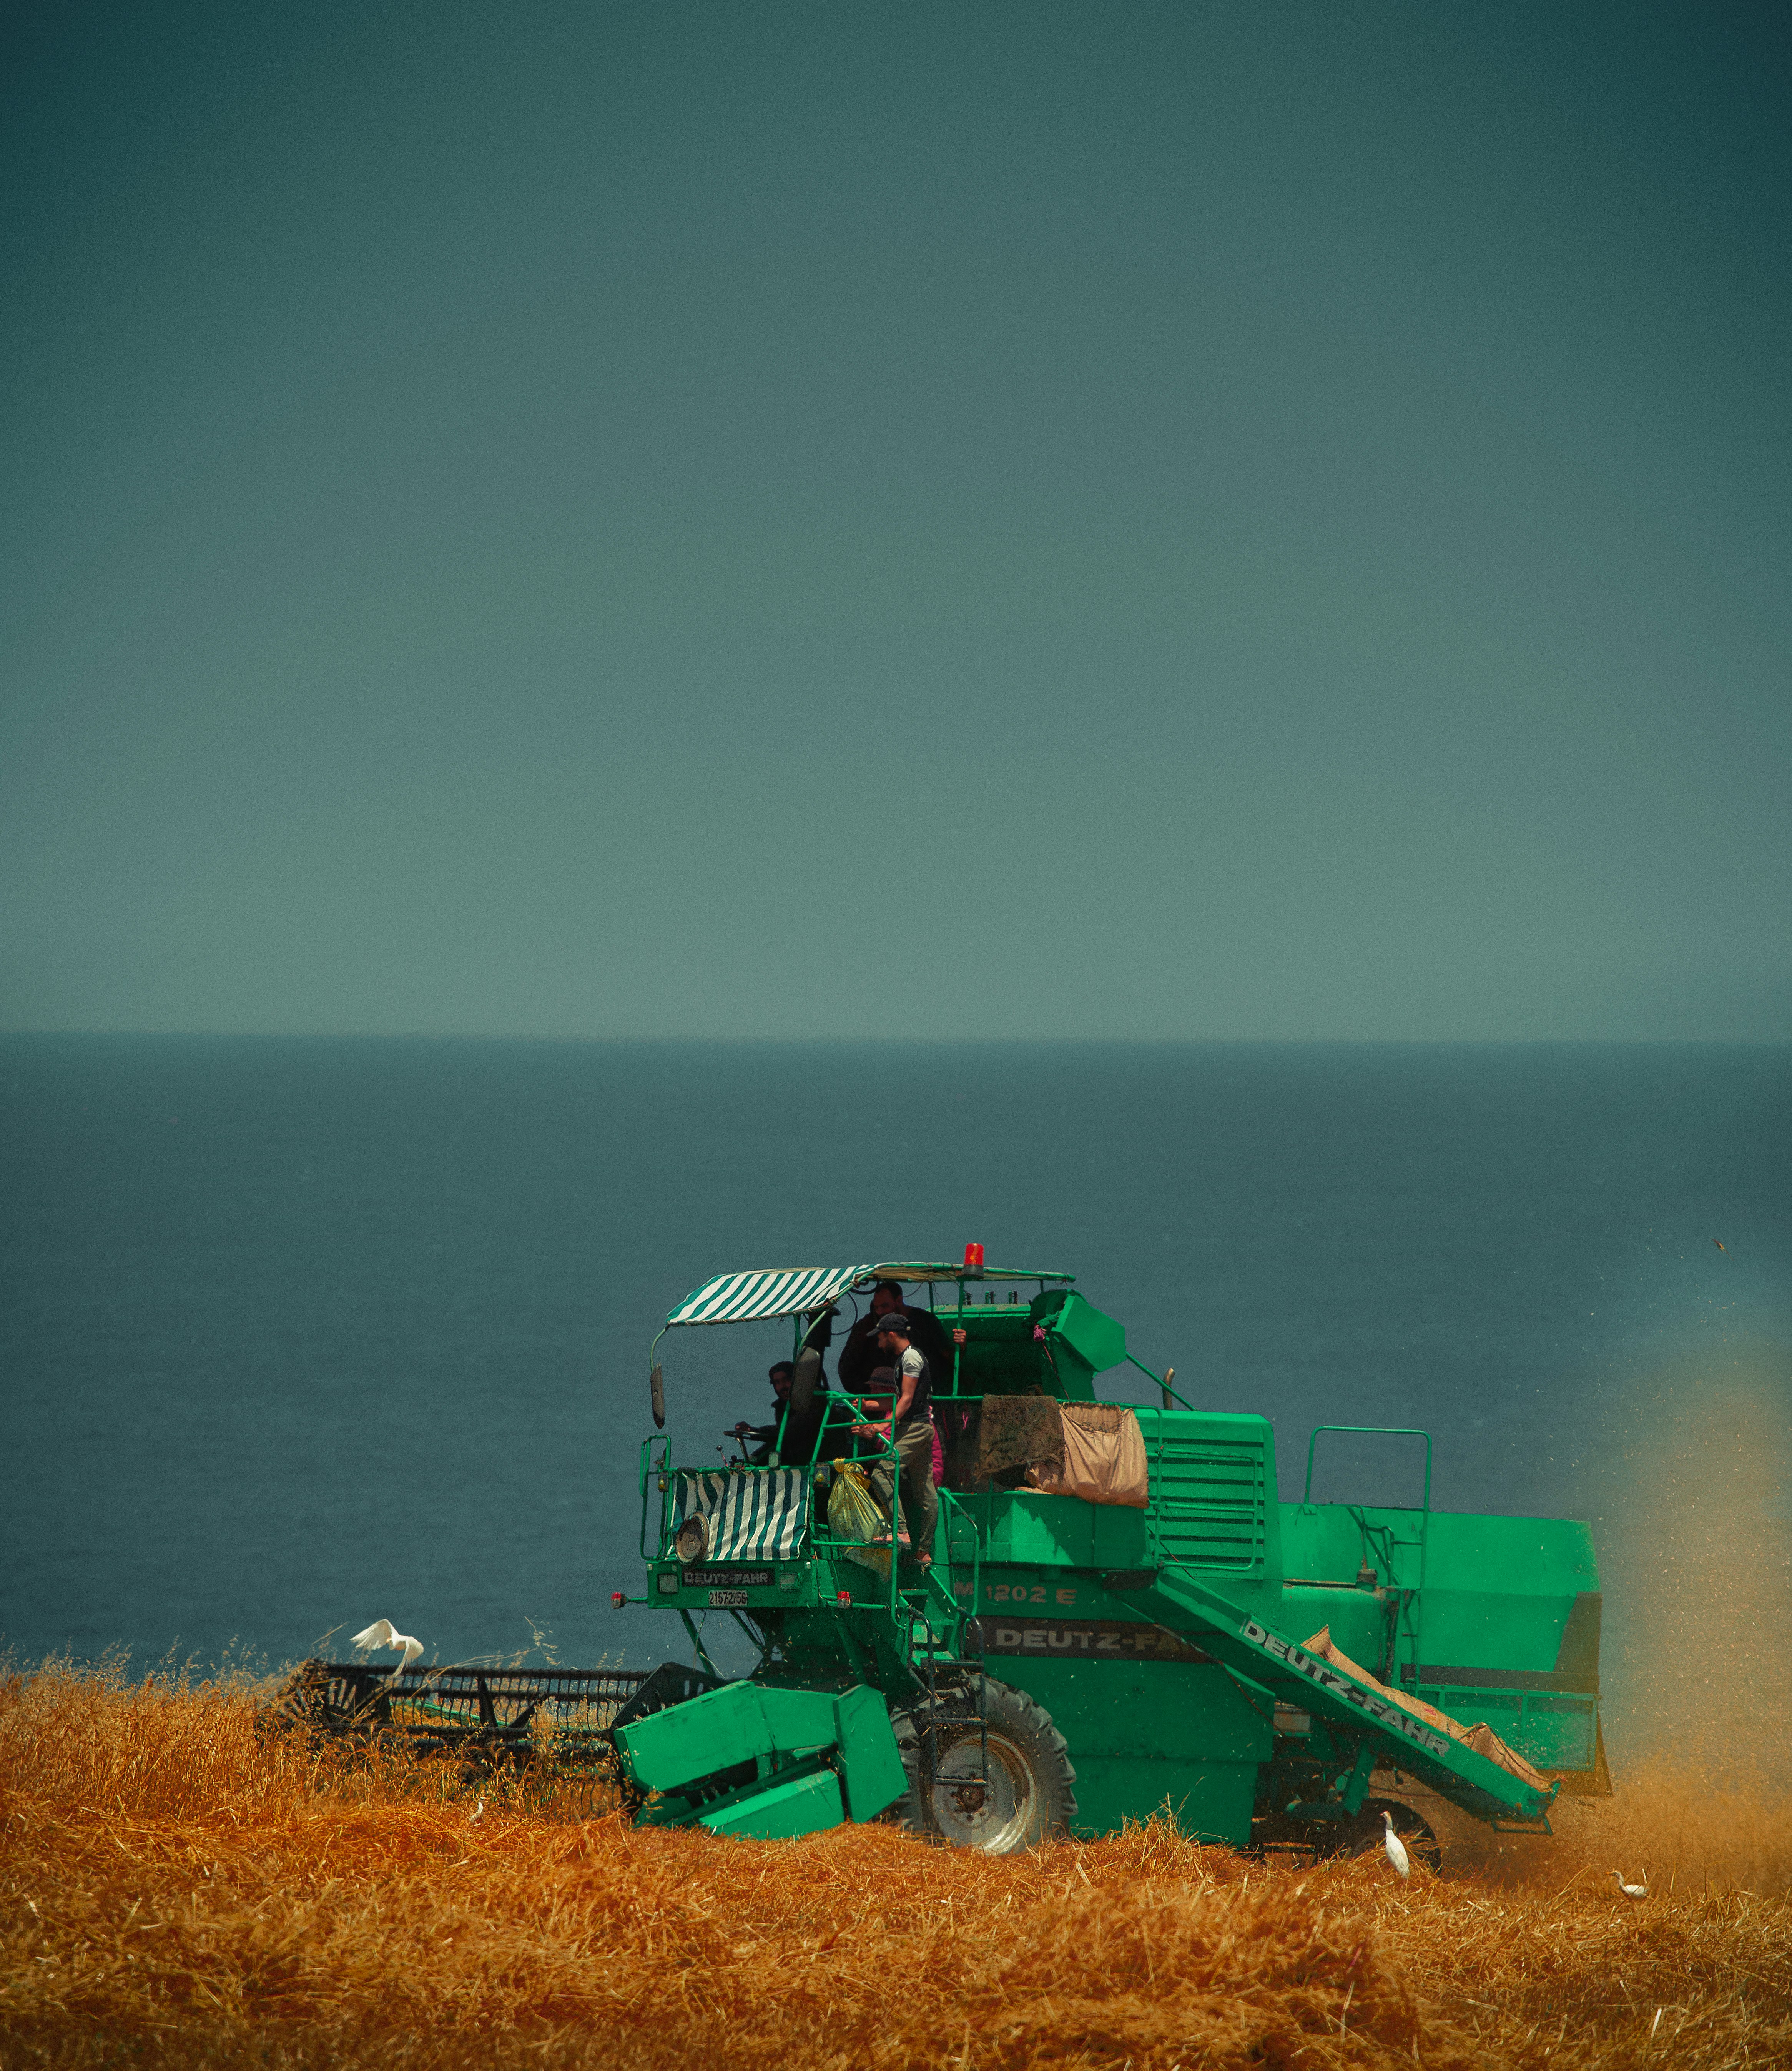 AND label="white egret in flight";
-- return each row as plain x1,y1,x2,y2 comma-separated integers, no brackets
351,1618,423,1669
